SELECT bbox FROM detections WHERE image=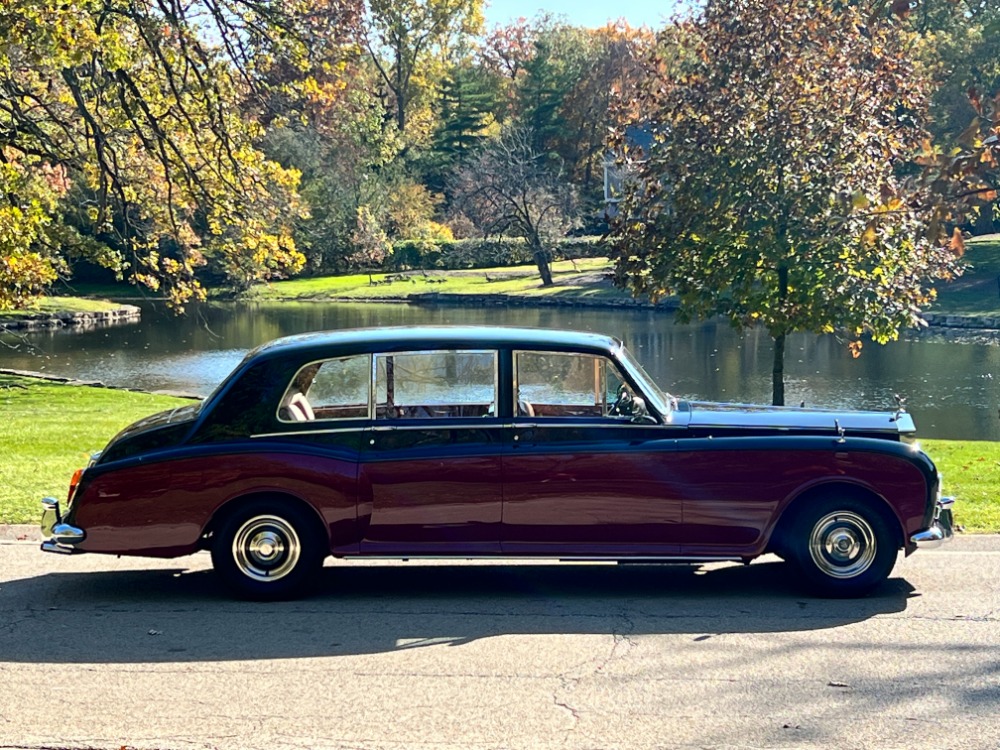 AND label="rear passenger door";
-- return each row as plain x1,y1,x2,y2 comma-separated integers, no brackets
358,349,504,555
